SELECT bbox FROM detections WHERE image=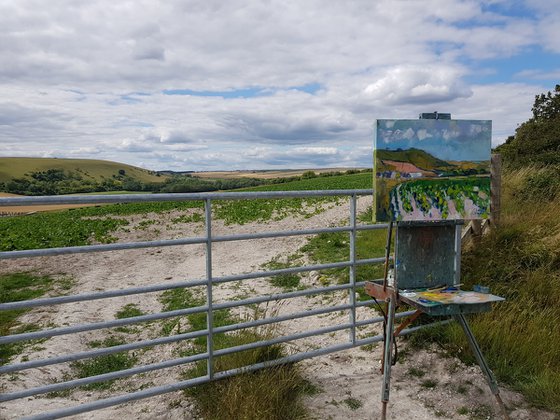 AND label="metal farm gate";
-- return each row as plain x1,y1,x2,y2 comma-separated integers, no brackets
0,191,434,419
